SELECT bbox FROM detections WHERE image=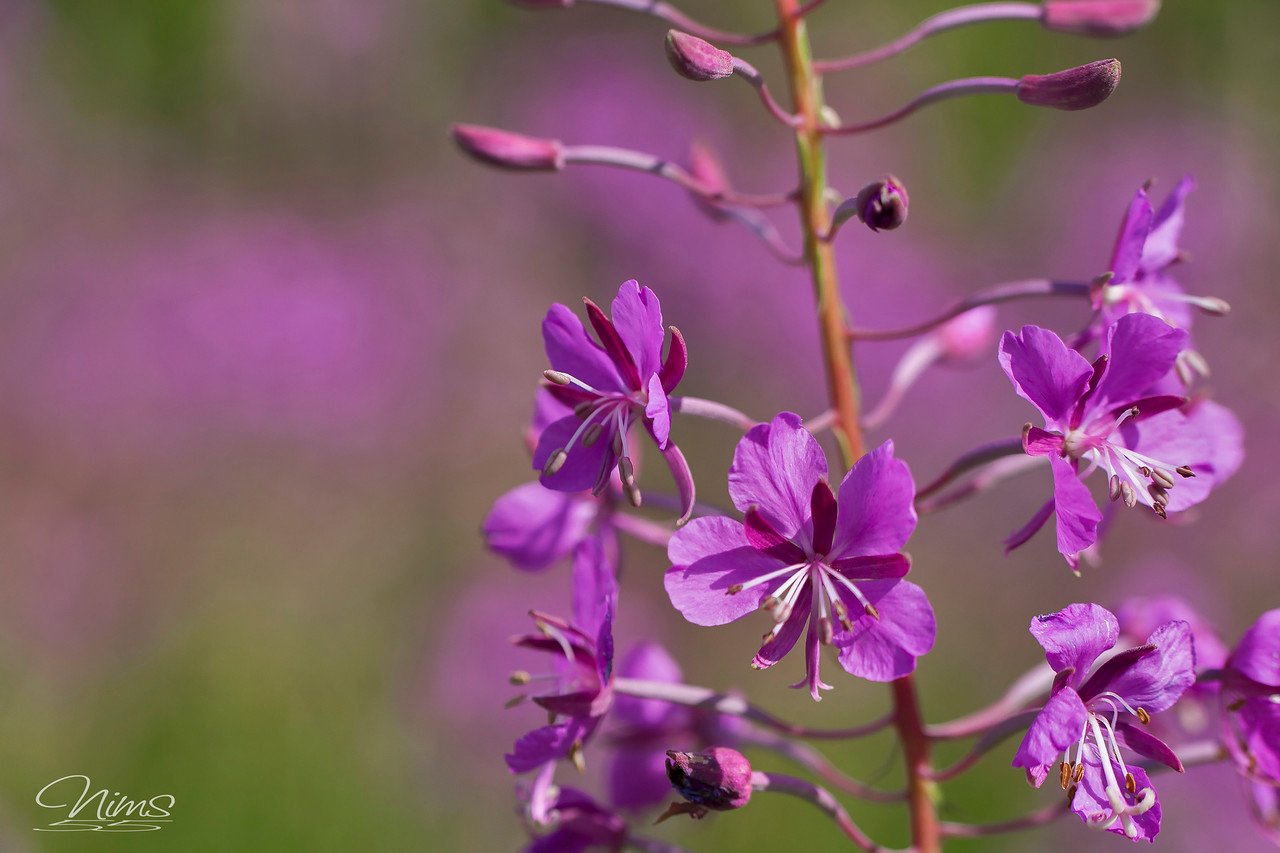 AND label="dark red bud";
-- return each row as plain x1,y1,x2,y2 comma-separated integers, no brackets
851,175,909,232
1042,0,1160,37
1016,59,1121,111
665,30,735,82
451,124,564,171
